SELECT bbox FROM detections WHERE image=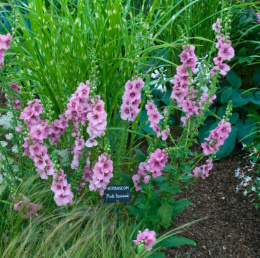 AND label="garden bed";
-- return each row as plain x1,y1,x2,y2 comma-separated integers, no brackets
164,146,260,257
